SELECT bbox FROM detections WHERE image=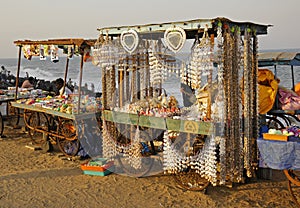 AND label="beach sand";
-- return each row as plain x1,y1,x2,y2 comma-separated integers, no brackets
0,124,298,208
